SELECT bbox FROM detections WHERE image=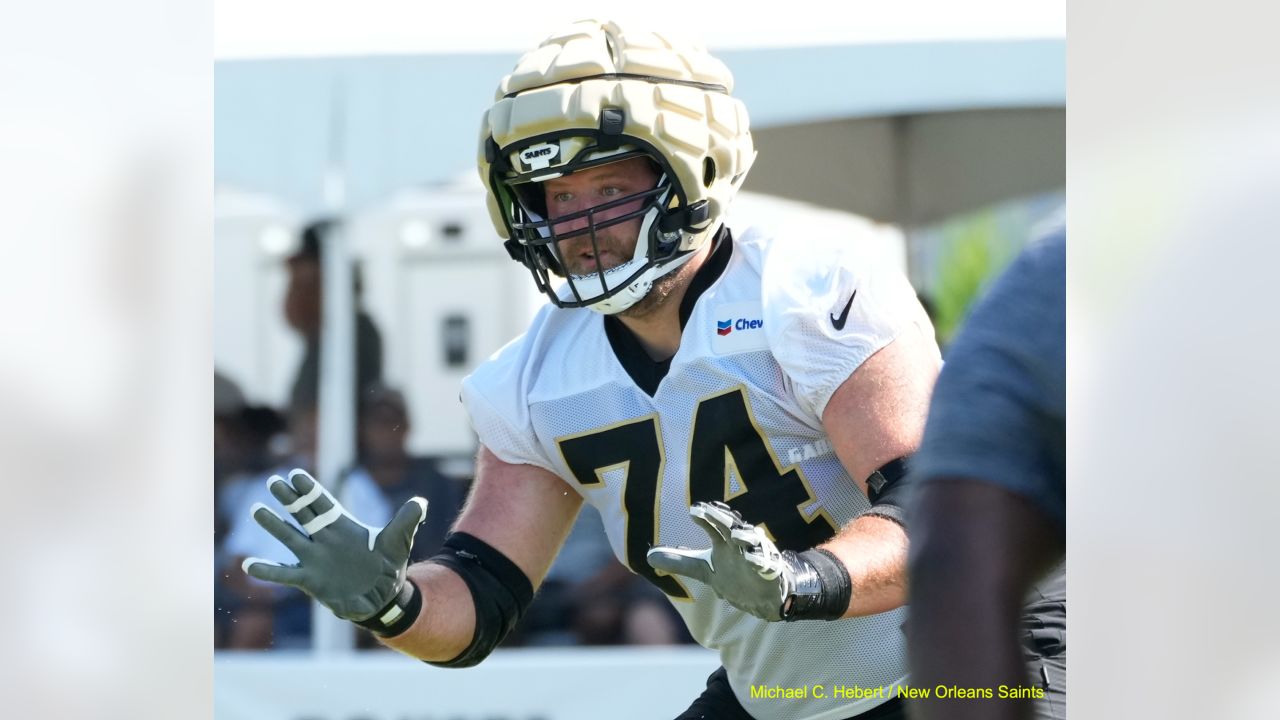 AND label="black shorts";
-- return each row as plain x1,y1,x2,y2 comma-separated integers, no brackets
673,667,908,720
